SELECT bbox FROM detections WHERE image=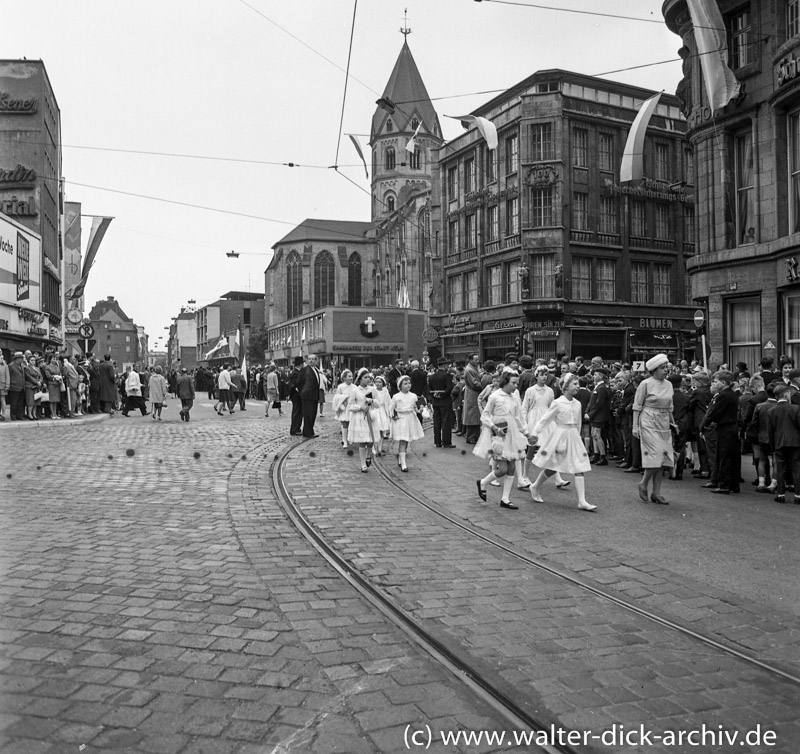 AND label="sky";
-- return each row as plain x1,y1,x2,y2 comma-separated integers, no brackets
5,0,684,352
